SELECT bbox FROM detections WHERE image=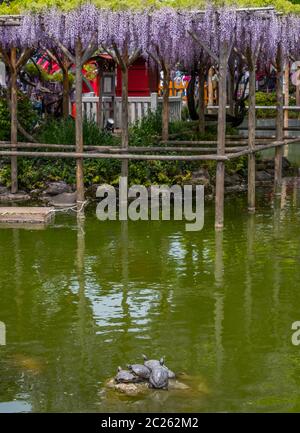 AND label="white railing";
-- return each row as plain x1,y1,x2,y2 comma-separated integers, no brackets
82,92,182,128
207,105,300,111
